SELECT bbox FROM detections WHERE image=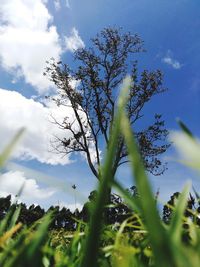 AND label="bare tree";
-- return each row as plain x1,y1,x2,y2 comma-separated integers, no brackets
44,27,169,180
